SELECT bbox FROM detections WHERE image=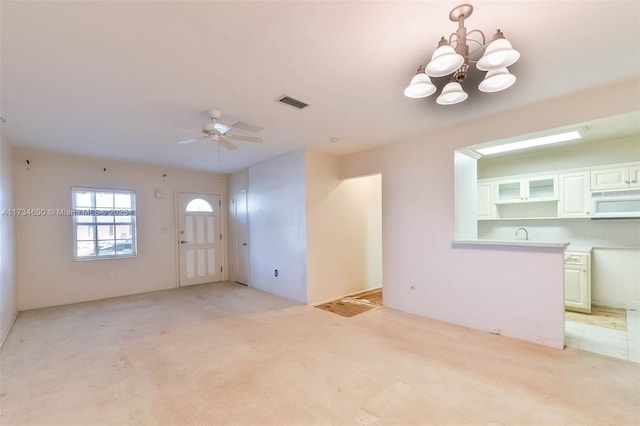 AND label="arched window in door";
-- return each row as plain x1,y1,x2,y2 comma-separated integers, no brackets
186,198,213,212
